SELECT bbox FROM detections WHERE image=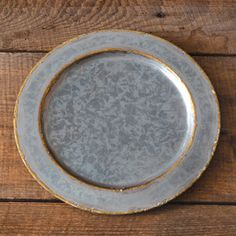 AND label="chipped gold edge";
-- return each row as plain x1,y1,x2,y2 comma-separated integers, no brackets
38,47,197,192
13,29,220,215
